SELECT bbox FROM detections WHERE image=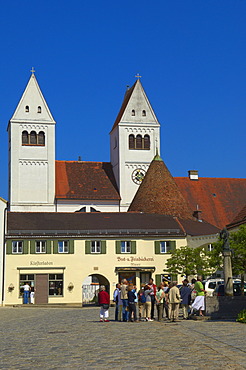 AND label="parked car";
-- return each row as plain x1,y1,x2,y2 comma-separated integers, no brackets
202,279,224,297
215,282,246,296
